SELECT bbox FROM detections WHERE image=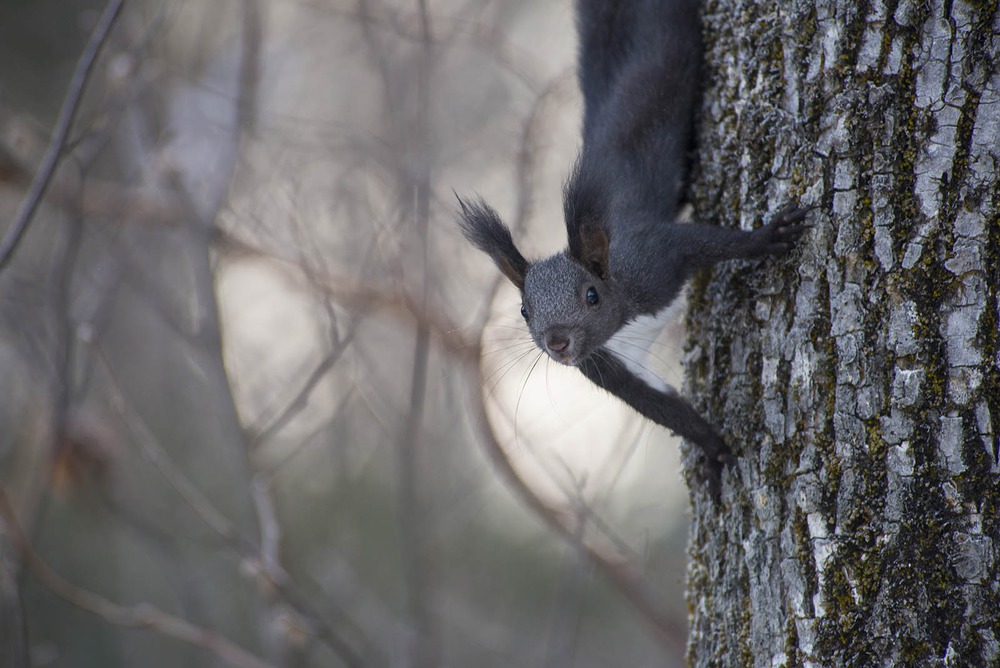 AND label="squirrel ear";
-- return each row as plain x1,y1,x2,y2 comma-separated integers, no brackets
573,225,610,281
496,257,527,291
456,194,529,291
